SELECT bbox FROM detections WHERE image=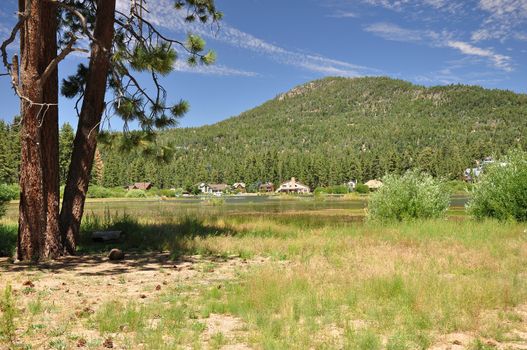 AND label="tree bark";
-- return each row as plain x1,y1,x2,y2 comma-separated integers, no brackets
40,0,62,259
60,0,116,254
17,0,60,261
